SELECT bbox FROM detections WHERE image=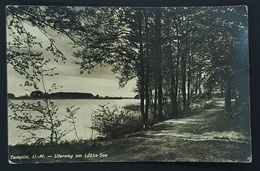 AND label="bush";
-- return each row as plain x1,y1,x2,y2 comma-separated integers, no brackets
123,104,140,112
91,104,142,139
8,100,80,145
203,101,215,109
